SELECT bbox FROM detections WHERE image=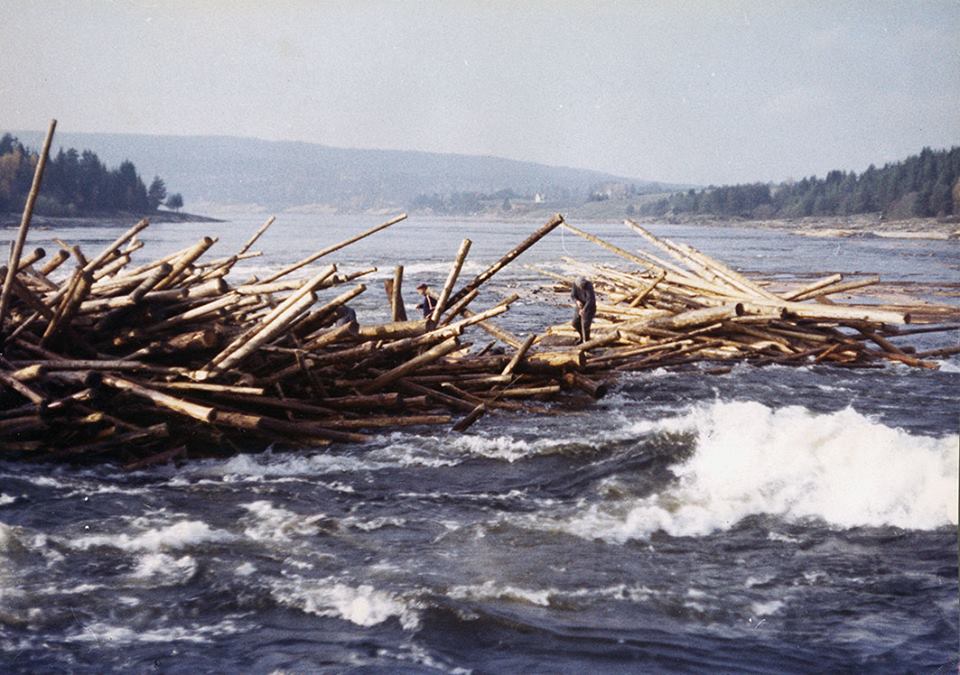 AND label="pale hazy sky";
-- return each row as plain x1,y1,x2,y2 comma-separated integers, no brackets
2,1,958,185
